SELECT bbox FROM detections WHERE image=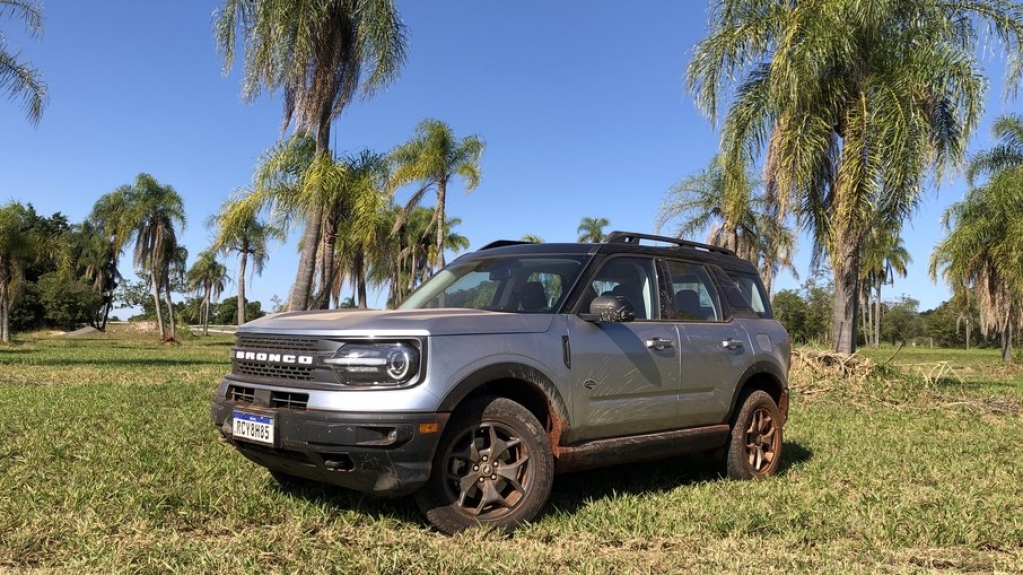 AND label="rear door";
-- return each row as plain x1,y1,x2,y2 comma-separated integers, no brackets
664,259,754,427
